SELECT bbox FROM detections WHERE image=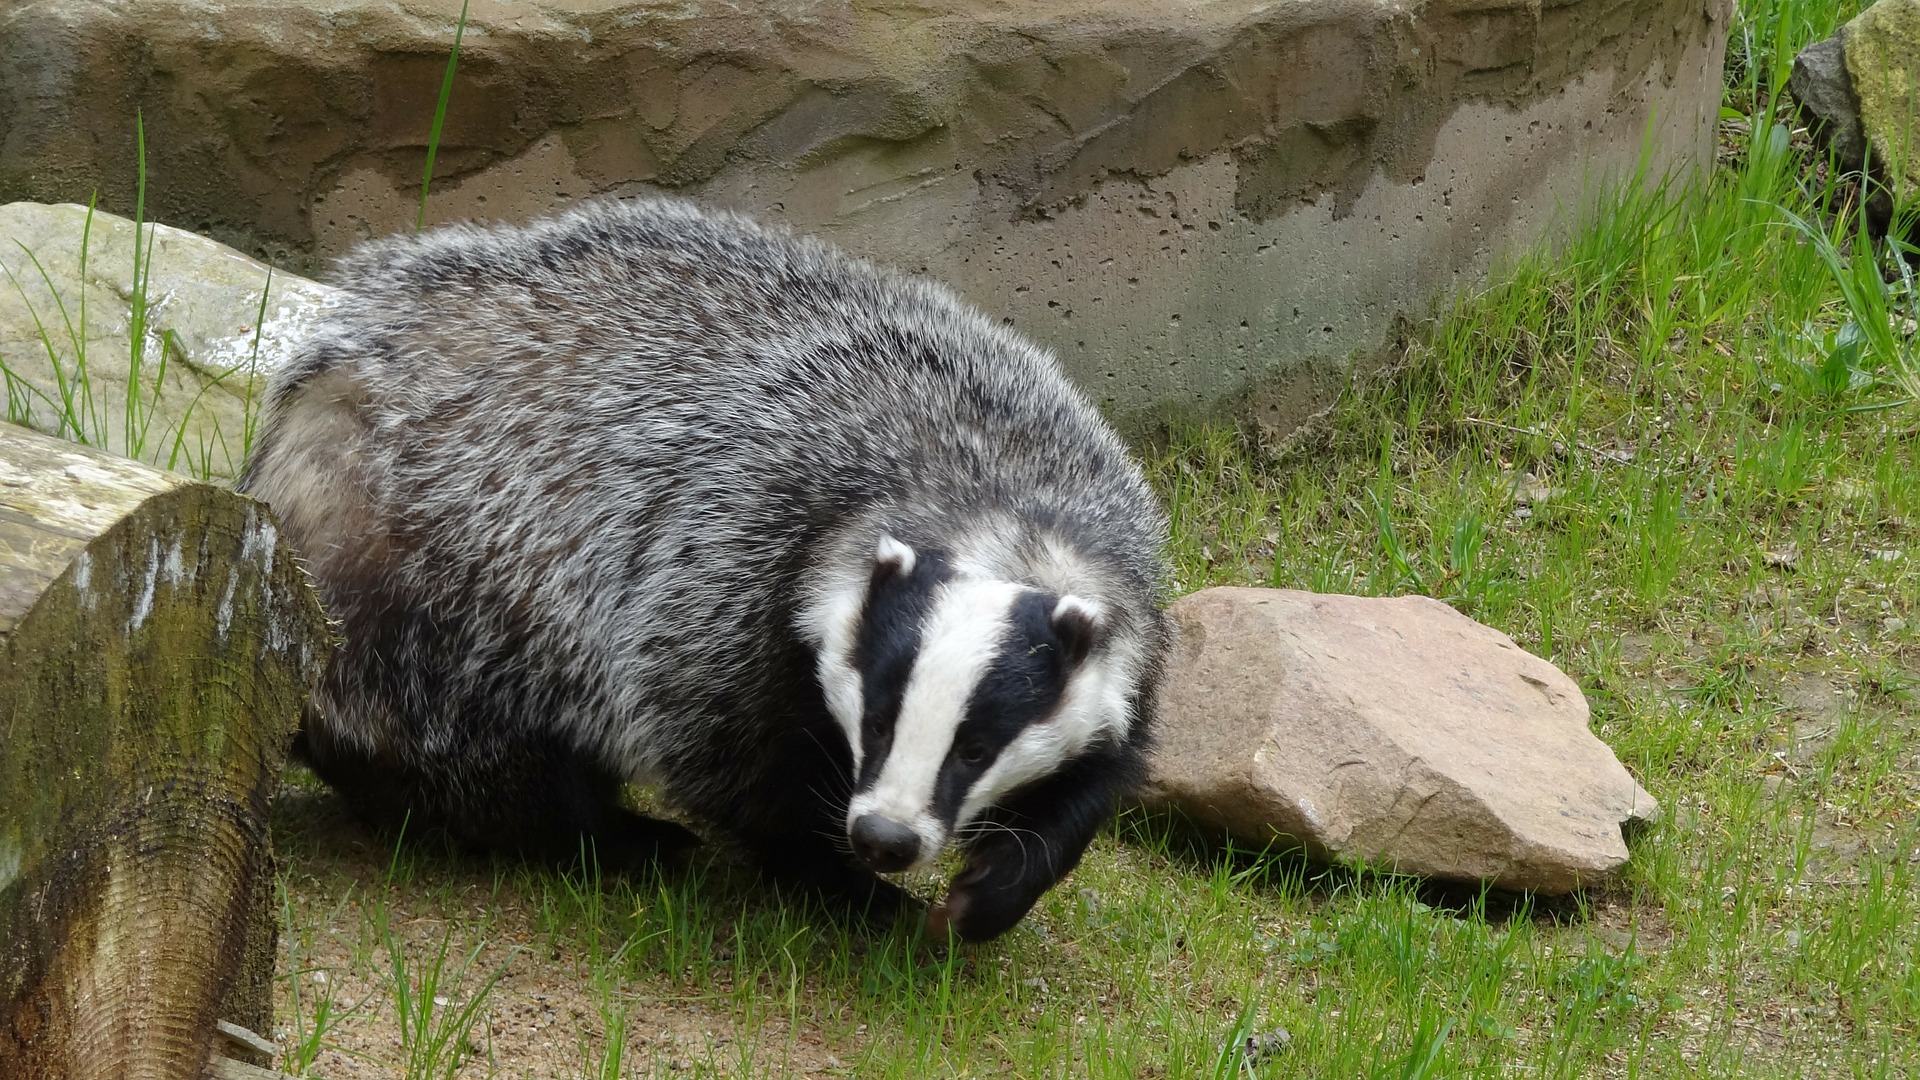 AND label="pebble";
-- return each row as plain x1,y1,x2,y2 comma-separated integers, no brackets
1239,1026,1293,1066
